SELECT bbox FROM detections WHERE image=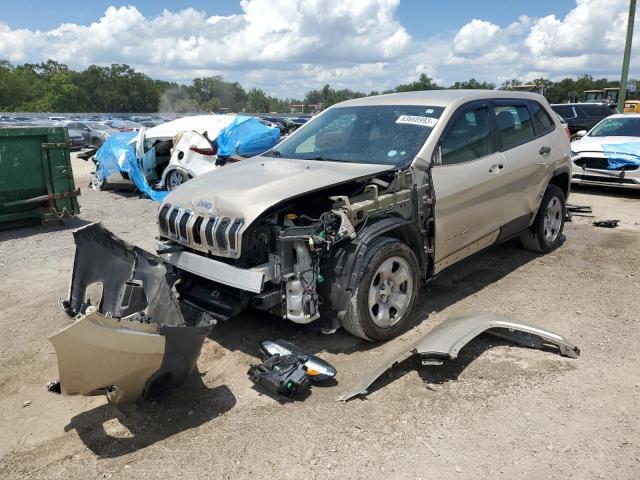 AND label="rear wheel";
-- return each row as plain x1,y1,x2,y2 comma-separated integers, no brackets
521,184,566,253
165,170,189,191
341,236,419,341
